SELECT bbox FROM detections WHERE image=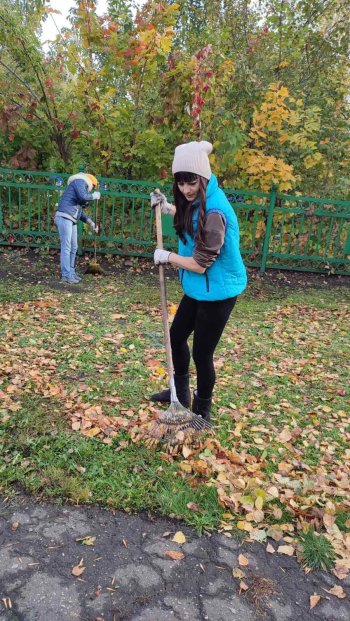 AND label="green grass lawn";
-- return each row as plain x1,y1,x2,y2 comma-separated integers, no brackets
0,249,349,572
